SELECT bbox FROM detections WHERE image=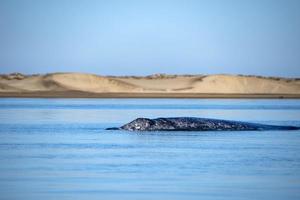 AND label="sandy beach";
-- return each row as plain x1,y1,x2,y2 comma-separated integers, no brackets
1,73,300,98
